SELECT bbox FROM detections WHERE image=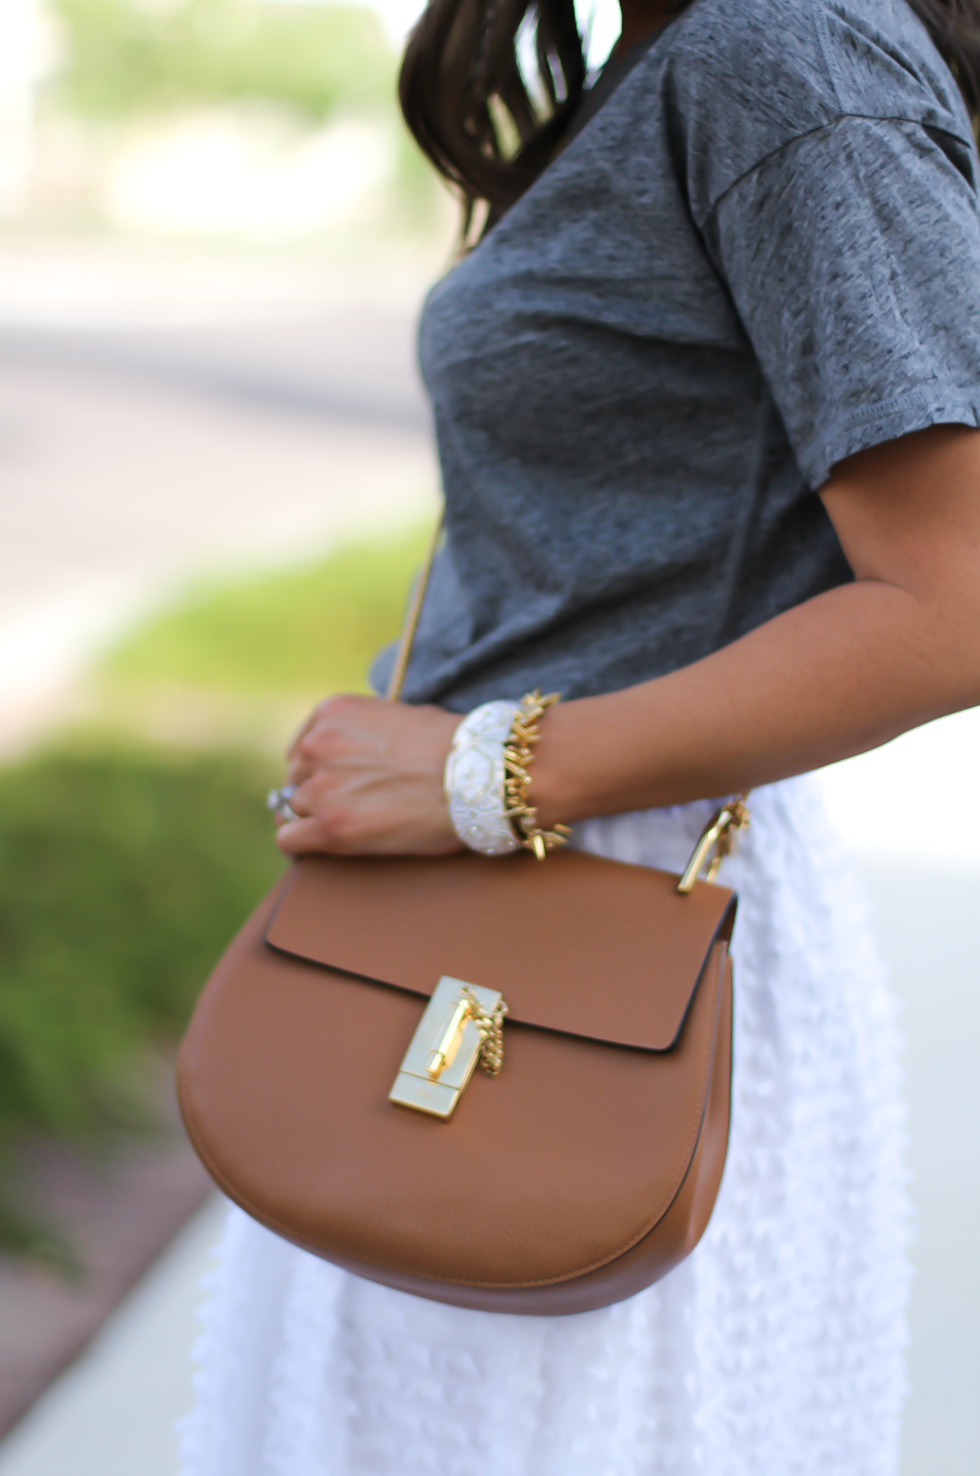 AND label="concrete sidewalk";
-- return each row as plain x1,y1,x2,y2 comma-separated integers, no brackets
0,1197,227,1476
